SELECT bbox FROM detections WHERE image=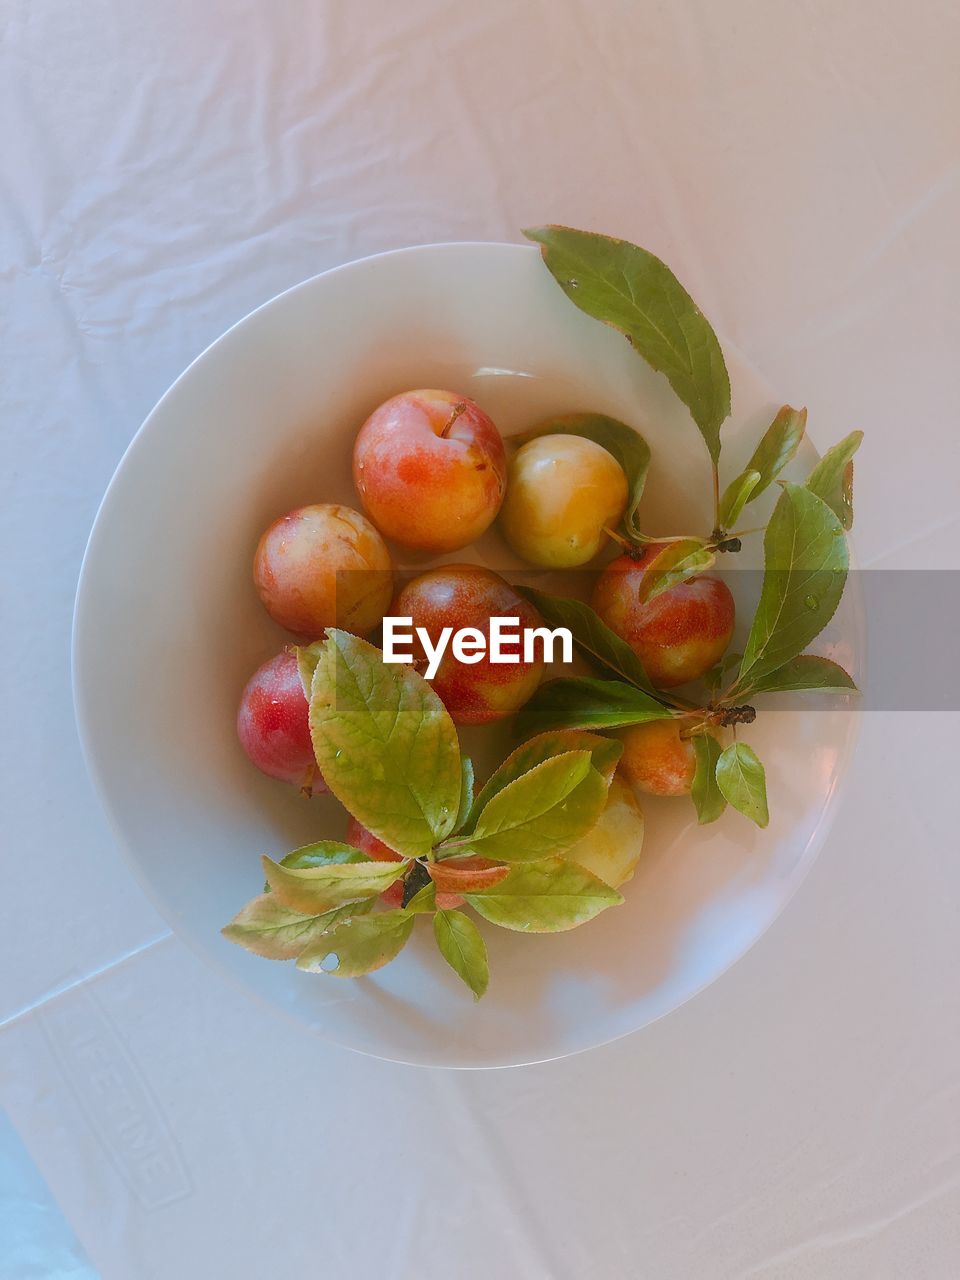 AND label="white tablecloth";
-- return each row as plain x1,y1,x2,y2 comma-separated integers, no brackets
2,2,958,1275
